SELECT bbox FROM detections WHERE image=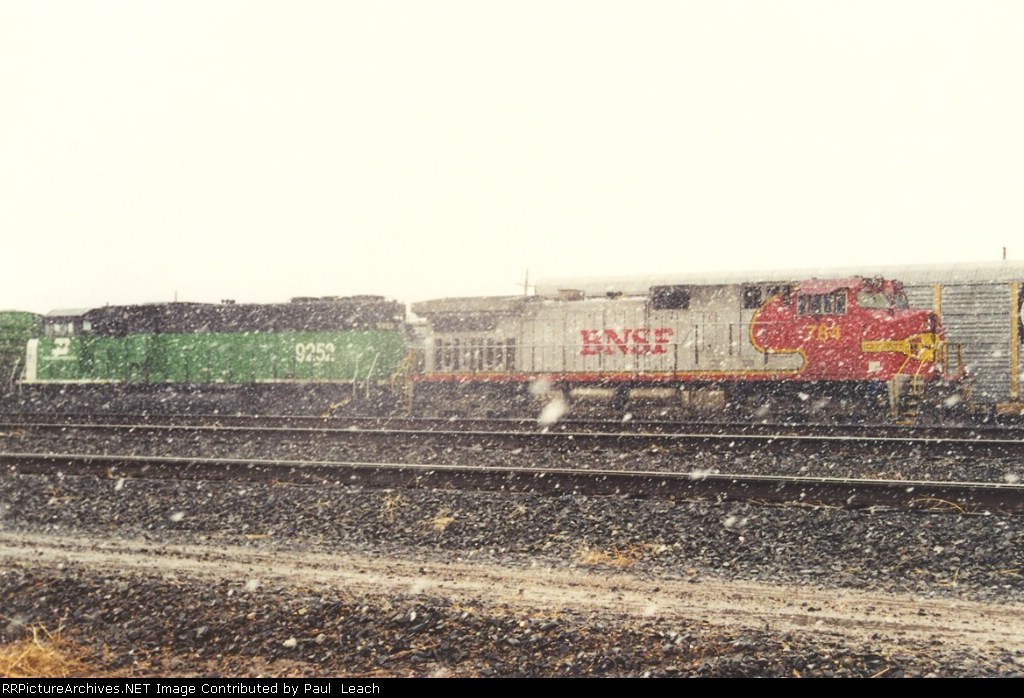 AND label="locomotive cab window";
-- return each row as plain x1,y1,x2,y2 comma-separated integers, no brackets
856,290,910,310
797,290,847,316
44,321,75,336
